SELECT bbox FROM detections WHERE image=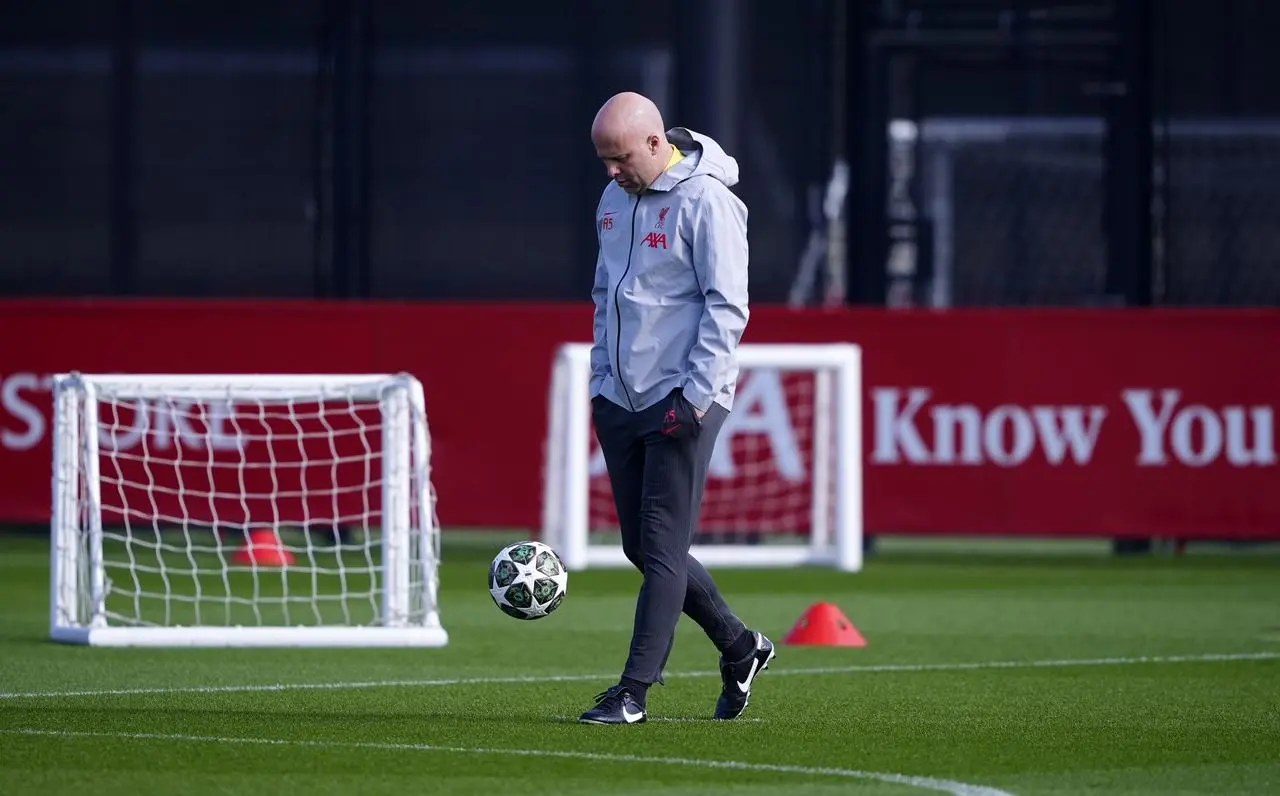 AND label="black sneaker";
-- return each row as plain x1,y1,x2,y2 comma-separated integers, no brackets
713,631,776,720
578,685,647,725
